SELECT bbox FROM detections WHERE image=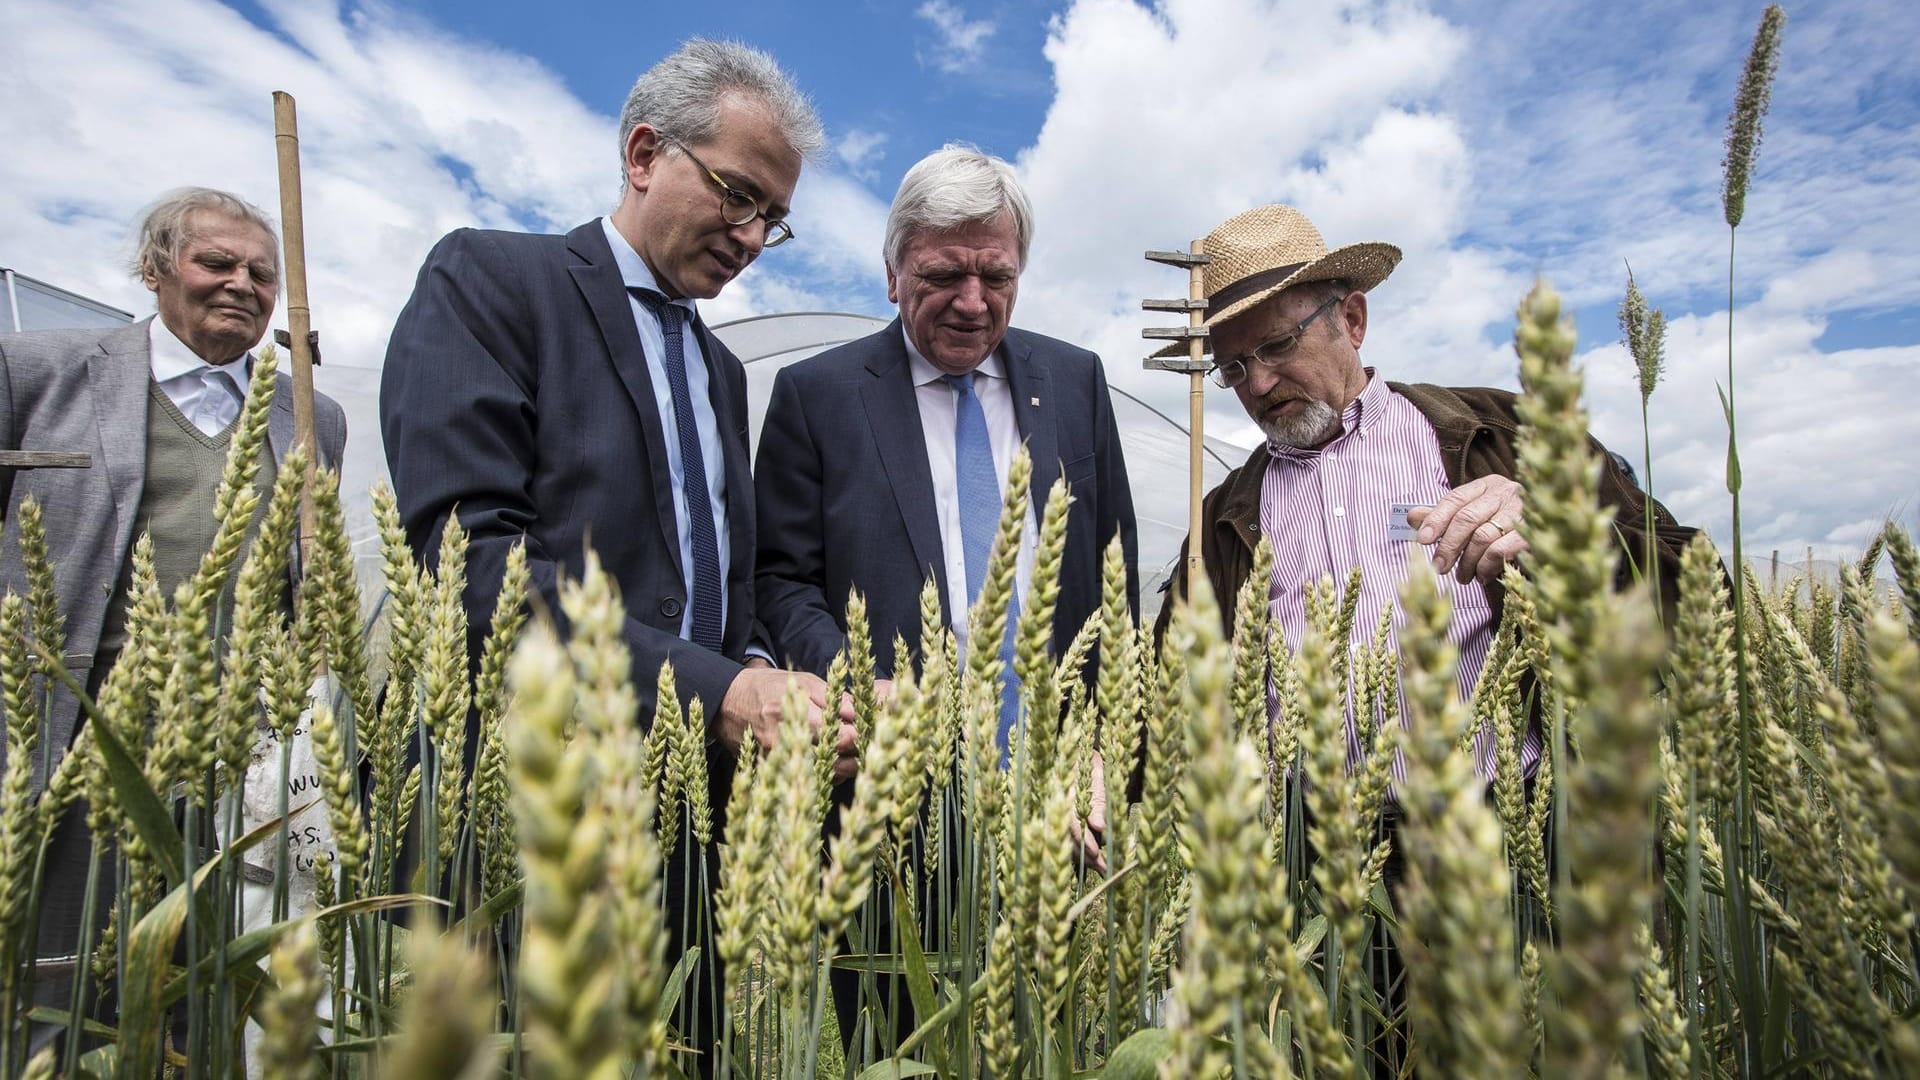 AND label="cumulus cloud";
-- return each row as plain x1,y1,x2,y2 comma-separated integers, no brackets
835,128,890,181
3,0,1915,562
997,0,1919,562
0,0,885,366
916,0,998,74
